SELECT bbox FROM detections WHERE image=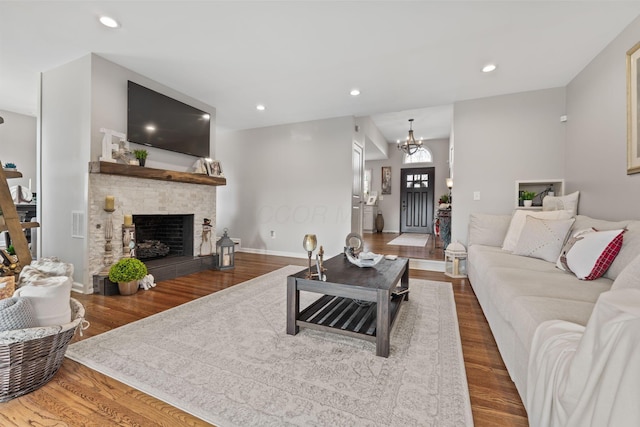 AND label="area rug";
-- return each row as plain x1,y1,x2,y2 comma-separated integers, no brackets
66,266,473,427
387,233,430,247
